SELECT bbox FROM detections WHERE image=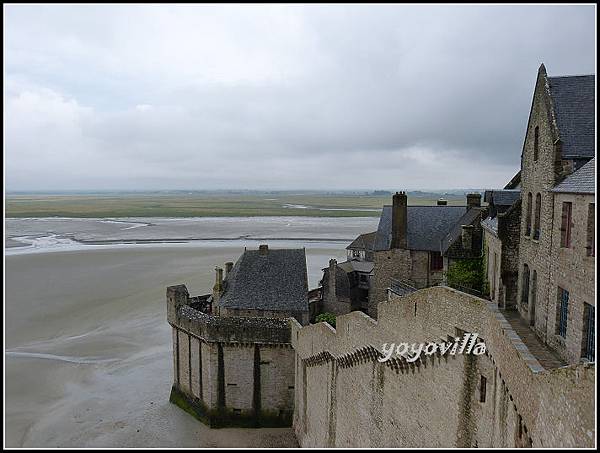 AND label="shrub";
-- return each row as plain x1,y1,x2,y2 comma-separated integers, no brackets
315,312,336,327
446,257,486,294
